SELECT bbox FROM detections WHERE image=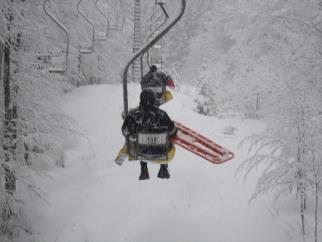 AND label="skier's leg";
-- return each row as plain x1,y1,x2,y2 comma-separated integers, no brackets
139,161,149,180
157,164,170,179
